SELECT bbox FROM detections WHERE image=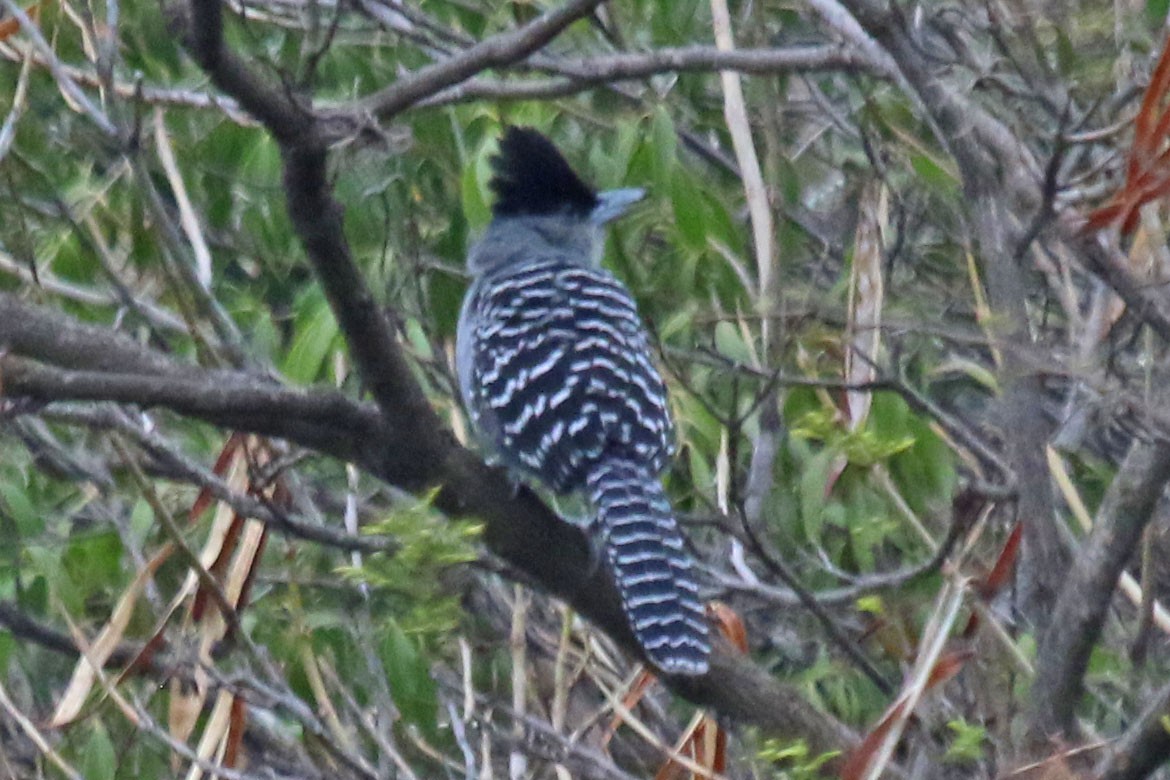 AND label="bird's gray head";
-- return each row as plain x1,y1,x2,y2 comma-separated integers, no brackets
467,127,645,275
